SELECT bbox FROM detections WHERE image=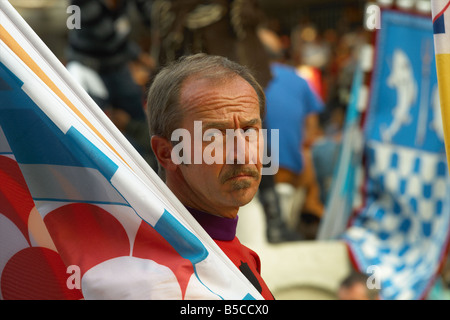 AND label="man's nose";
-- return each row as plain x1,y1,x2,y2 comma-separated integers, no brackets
225,129,258,165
